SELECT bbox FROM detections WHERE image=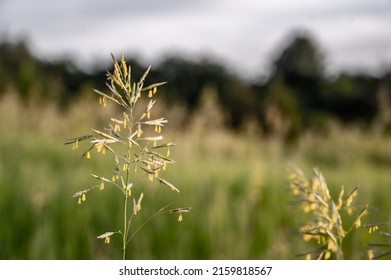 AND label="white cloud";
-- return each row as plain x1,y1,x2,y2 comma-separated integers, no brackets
1,0,390,77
